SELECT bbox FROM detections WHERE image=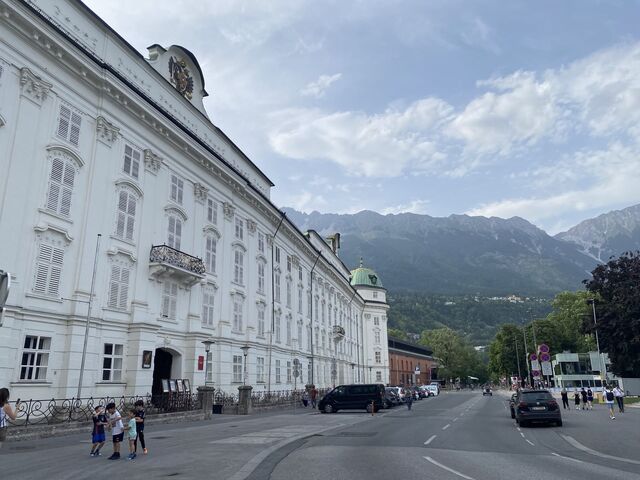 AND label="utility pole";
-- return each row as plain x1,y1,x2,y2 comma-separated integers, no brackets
522,327,531,387
514,337,522,386
588,299,607,390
